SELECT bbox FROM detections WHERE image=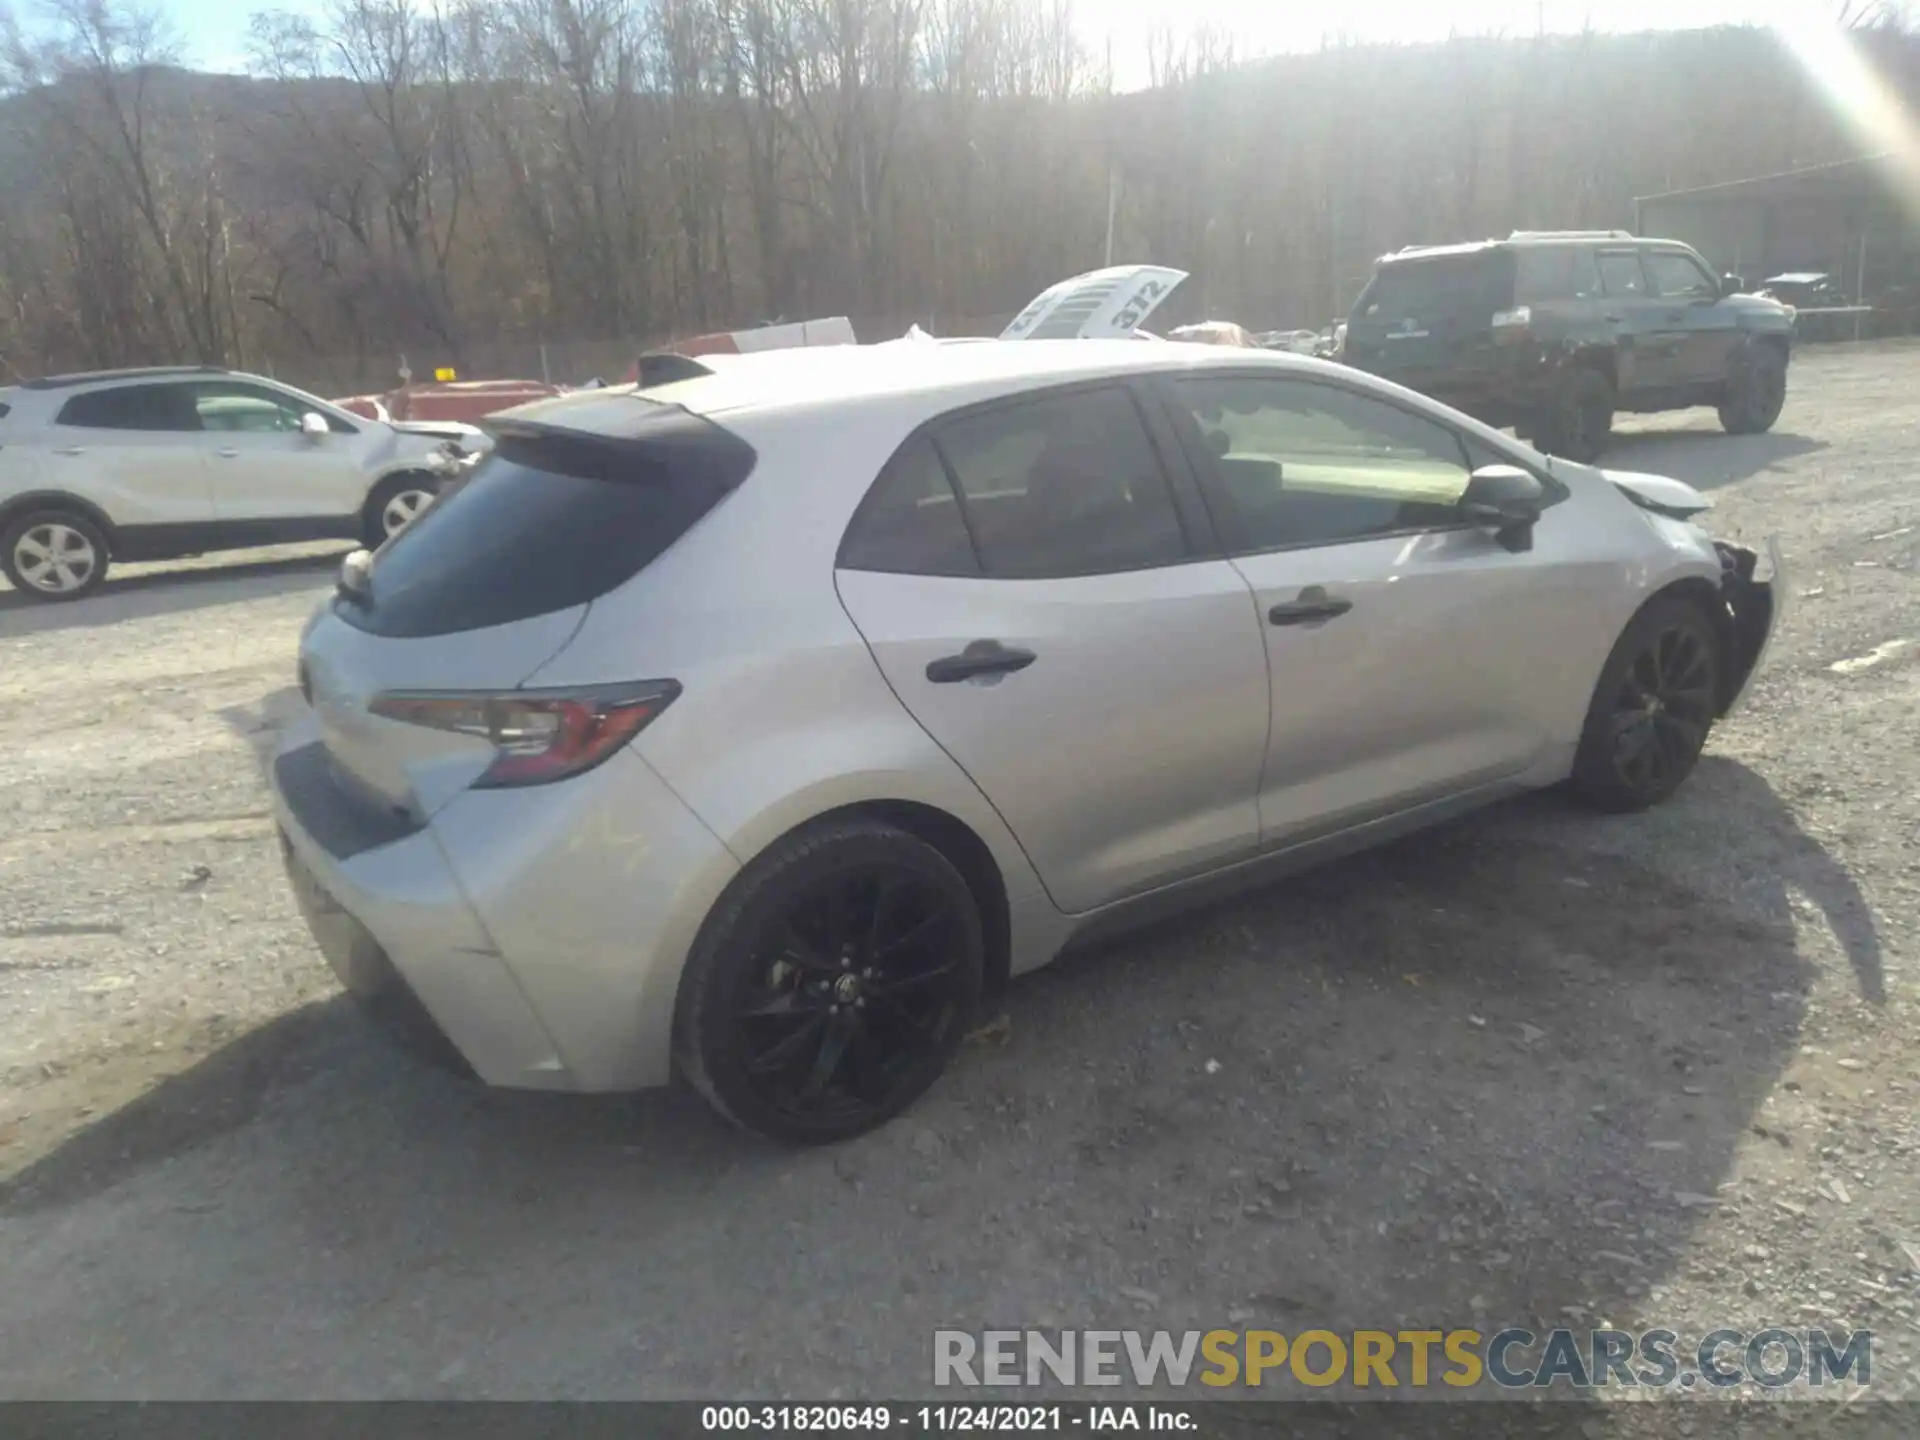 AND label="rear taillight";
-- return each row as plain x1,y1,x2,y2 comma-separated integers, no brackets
369,681,680,788
1491,305,1532,342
